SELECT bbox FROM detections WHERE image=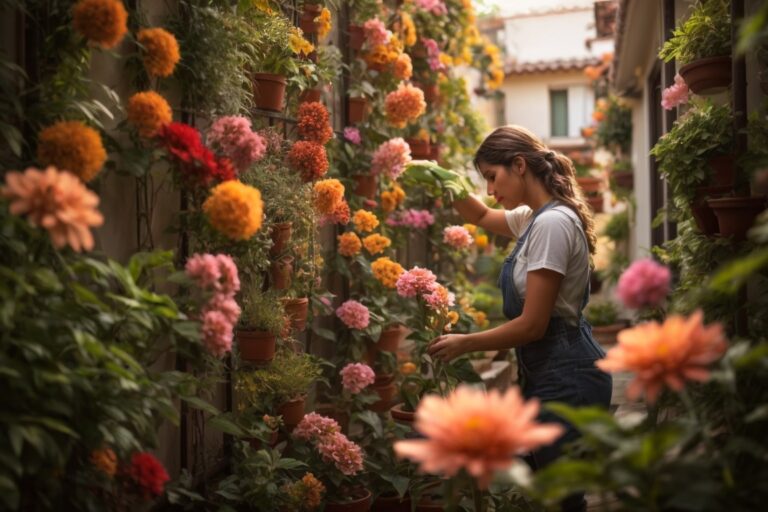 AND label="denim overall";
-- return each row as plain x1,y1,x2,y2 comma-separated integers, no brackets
498,202,612,511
